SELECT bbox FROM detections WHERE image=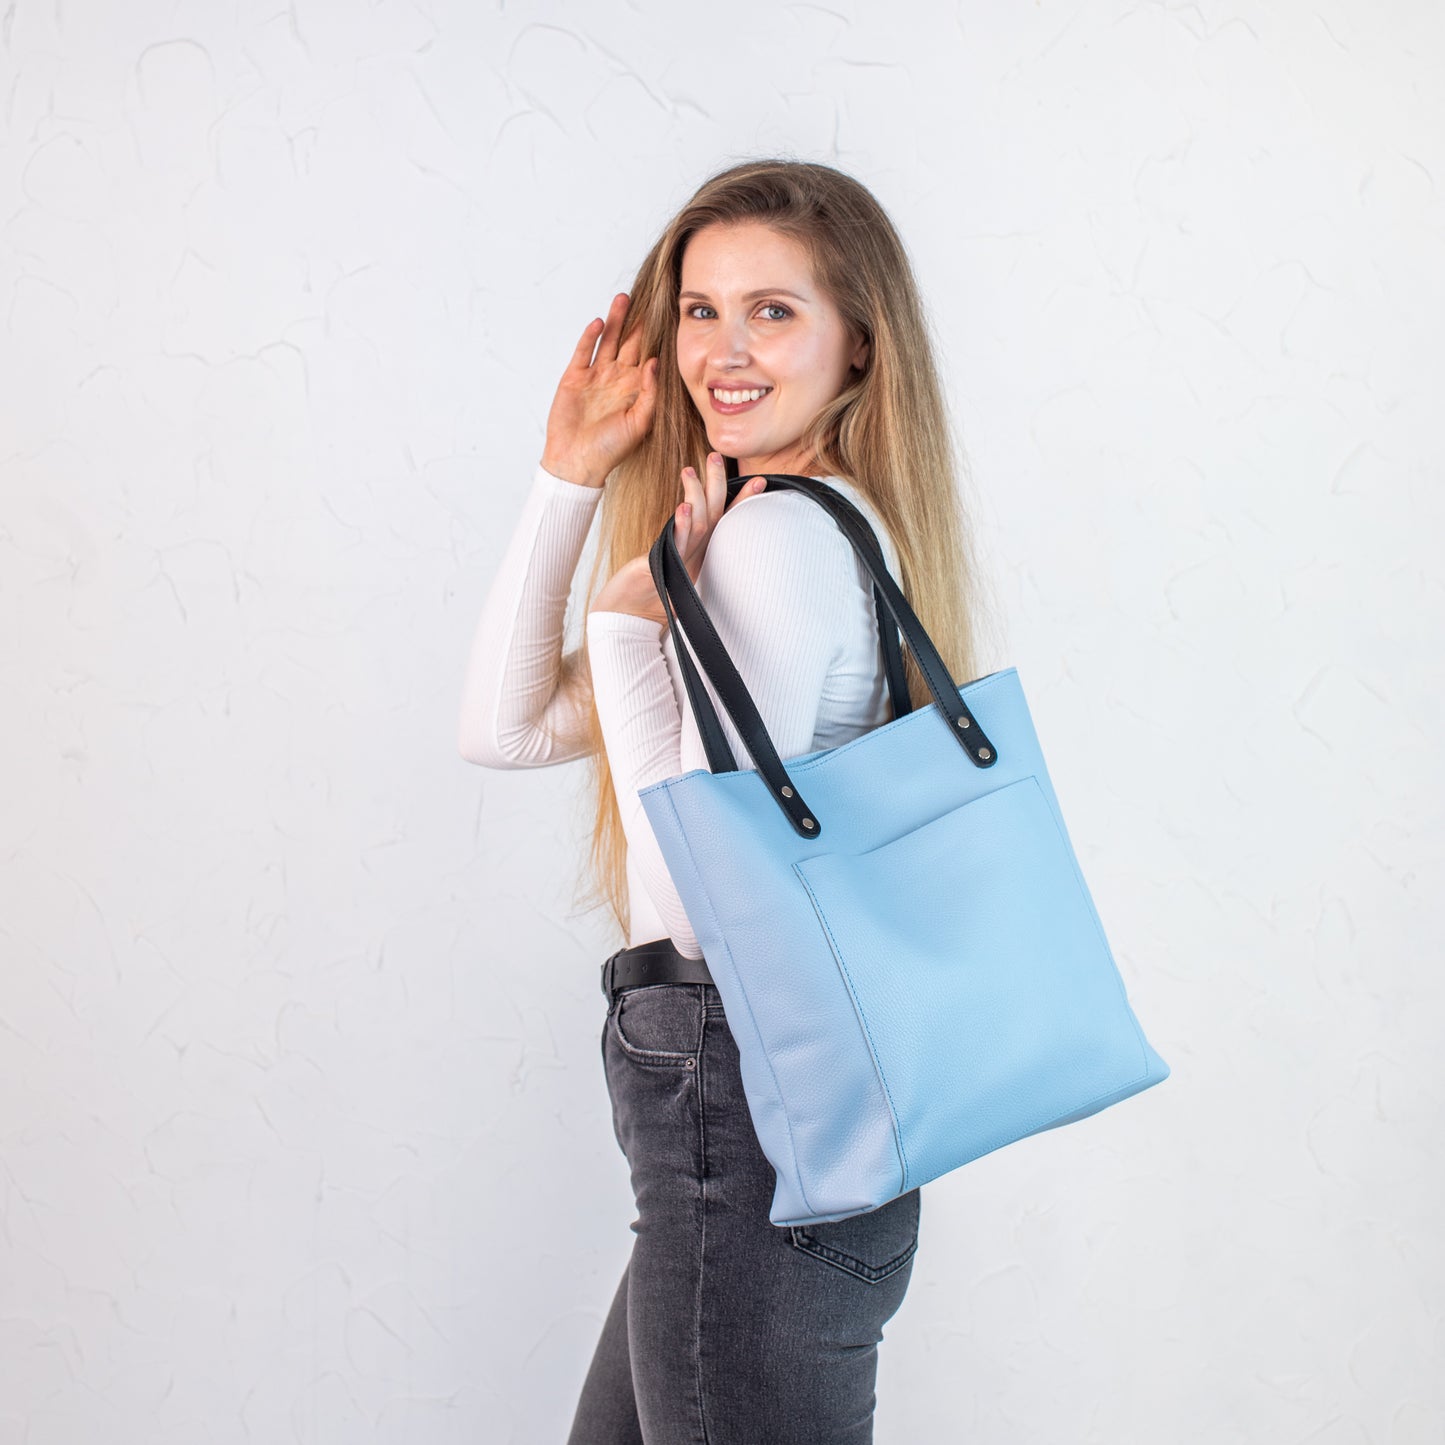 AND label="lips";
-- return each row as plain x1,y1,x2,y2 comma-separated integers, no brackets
709,387,772,415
